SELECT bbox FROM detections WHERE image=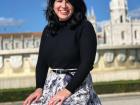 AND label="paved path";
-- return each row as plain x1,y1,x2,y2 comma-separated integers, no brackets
0,92,140,105
99,92,140,105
